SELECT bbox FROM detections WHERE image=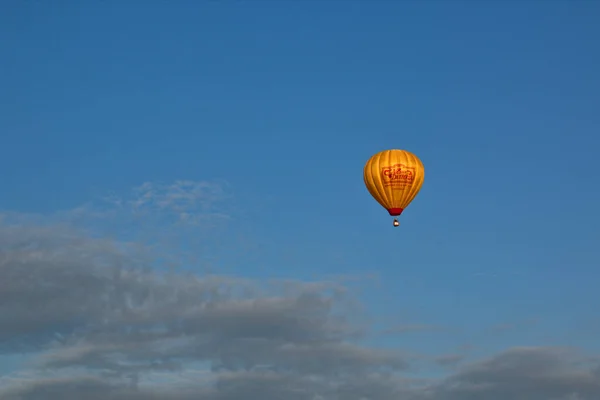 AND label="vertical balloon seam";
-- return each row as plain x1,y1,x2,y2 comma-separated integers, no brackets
364,155,386,210
385,150,395,209
399,150,409,207
377,151,394,210
379,153,389,207
405,151,422,208
391,149,406,209
372,152,388,209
